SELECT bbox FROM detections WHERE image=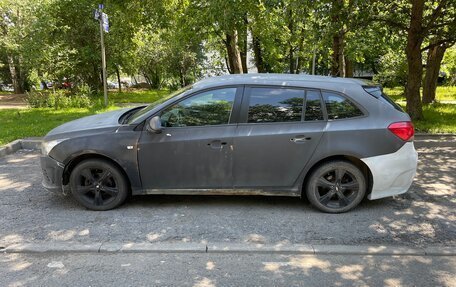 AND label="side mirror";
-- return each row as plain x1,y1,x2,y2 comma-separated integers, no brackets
147,116,163,133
